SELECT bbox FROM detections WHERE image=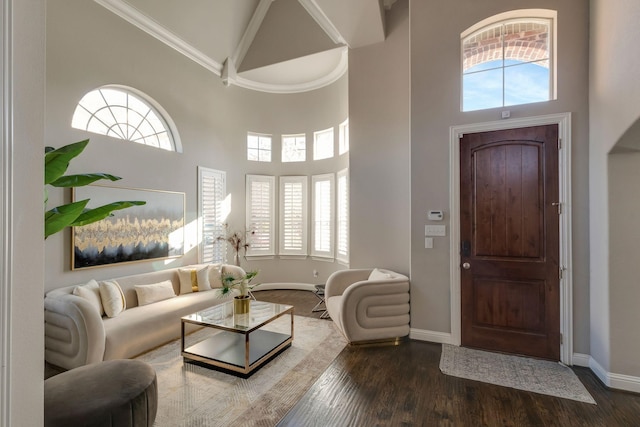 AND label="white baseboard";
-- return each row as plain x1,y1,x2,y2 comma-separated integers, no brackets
587,355,640,394
252,283,316,292
572,352,591,367
609,372,640,393
409,328,454,344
